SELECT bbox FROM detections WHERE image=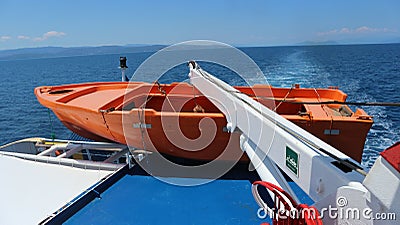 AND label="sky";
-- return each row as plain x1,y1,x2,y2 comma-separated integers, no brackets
0,0,399,50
